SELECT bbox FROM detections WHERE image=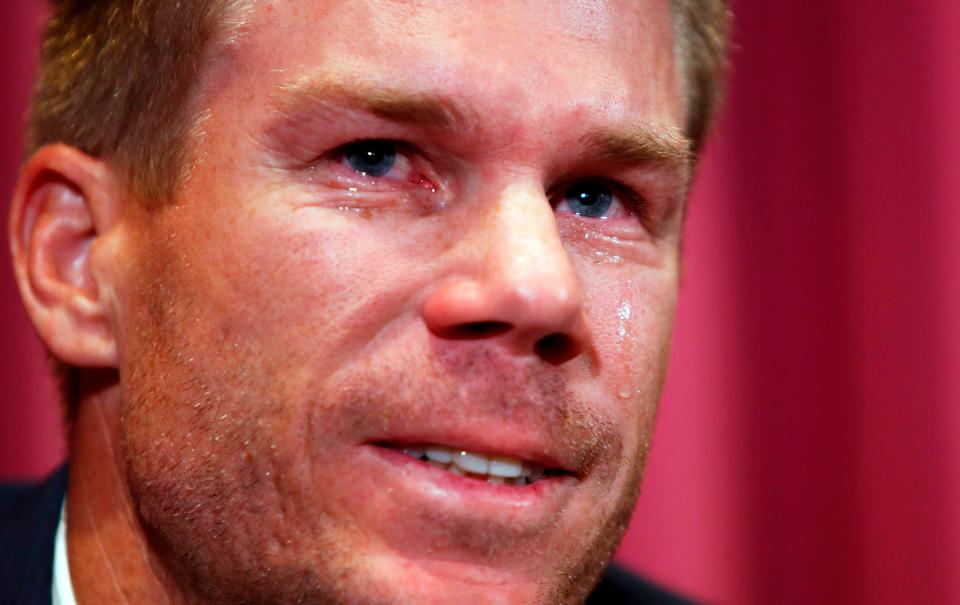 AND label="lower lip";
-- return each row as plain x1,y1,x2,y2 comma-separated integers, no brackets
363,444,573,509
